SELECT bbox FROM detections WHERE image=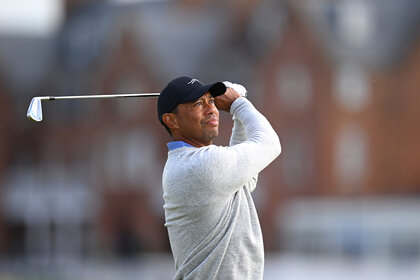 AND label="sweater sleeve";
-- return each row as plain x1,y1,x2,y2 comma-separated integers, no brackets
229,101,256,192
194,98,281,195
229,115,247,146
